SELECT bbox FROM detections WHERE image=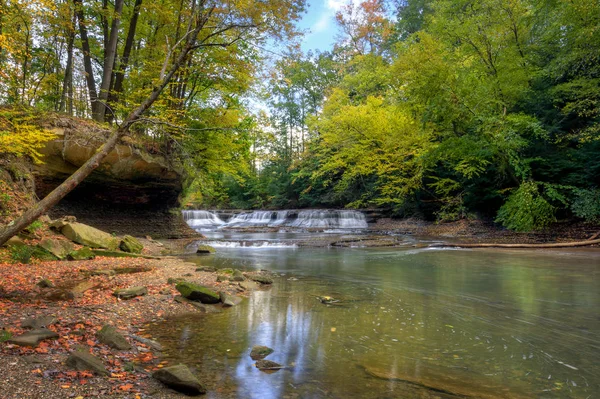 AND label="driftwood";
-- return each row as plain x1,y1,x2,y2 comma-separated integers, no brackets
430,231,600,249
